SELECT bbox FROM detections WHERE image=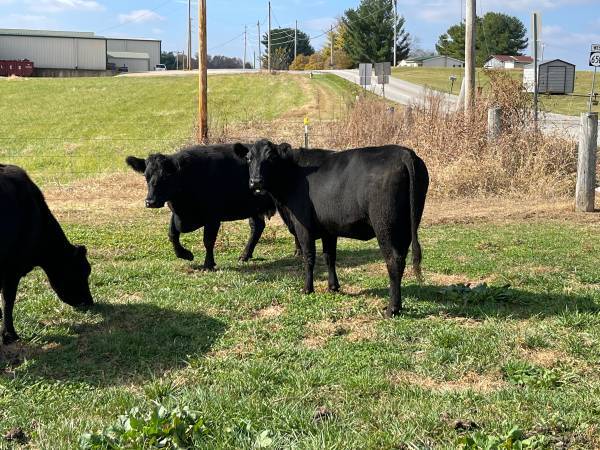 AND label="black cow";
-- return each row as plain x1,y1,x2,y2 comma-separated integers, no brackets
236,140,429,317
0,164,93,344
126,144,299,269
